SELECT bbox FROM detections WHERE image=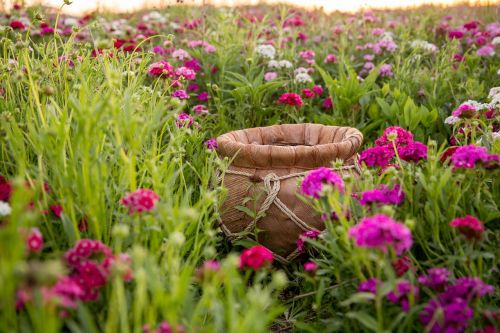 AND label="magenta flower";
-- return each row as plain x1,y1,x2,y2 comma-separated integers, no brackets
304,261,318,272
239,245,273,270
296,229,321,252
26,228,44,253
172,90,189,100
50,276,84,309
375,126,414,147
392,256,412,277
121,189,160,214
358,278,379,294
204,138,218,150
324,54,337,63
449,215,485,240
359,146,395,168
175,113,193,128
301,167,344,198
302,88,315,99
312,85,324,95
398,141,427,162
348,214,413,255
418,267,450,291
322,97,333,109
450,145,489,169
278,93,303,107
420,297,473,333
197,92,209,102
360,184,405,206
192,104,208,115
387,280,419,312
448,30,464,39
